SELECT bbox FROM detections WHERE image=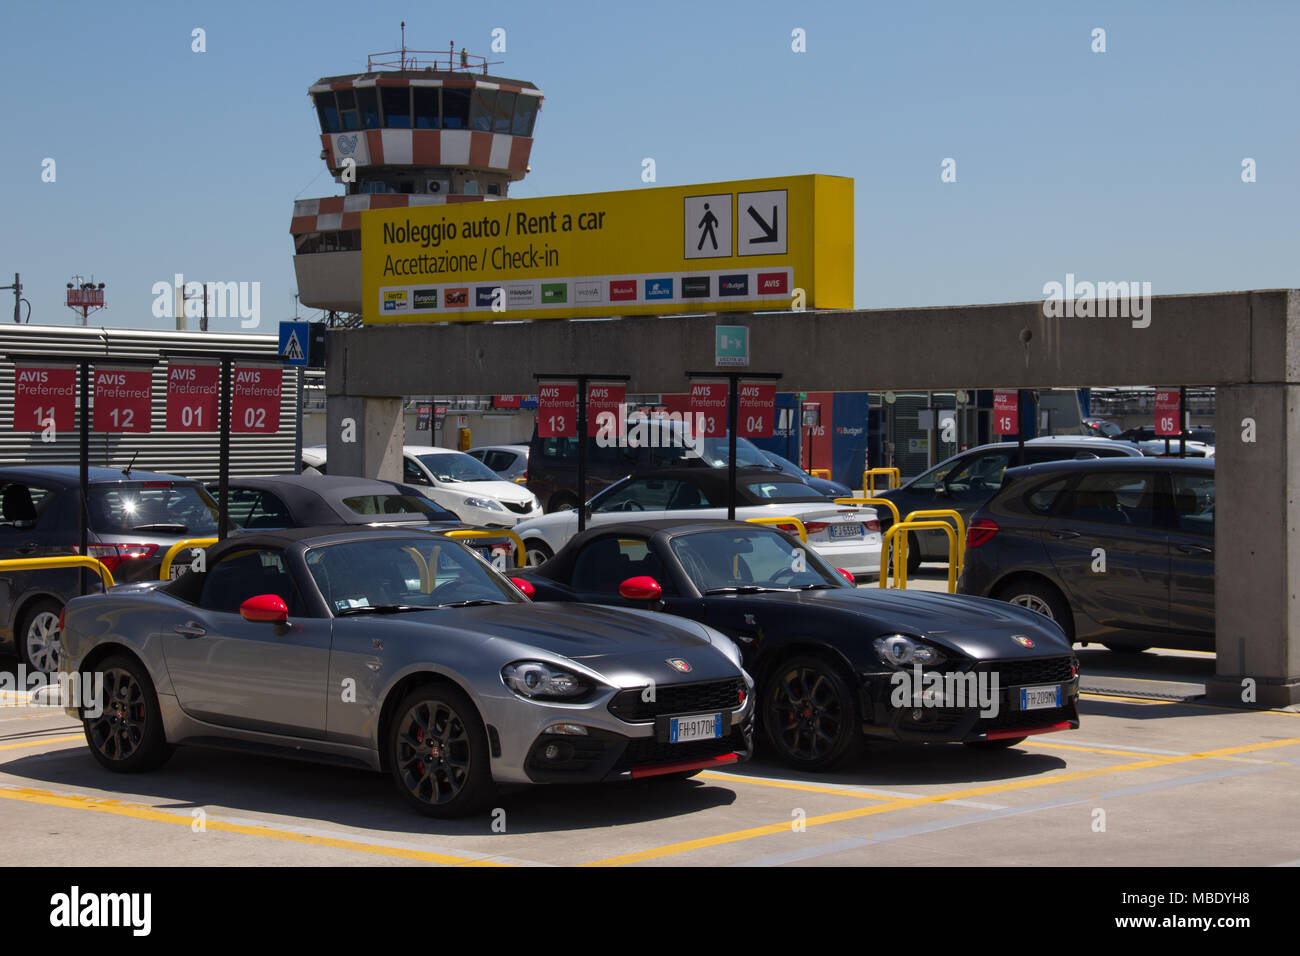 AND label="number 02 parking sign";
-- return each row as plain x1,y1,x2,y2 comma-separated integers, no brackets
231,366,281,434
